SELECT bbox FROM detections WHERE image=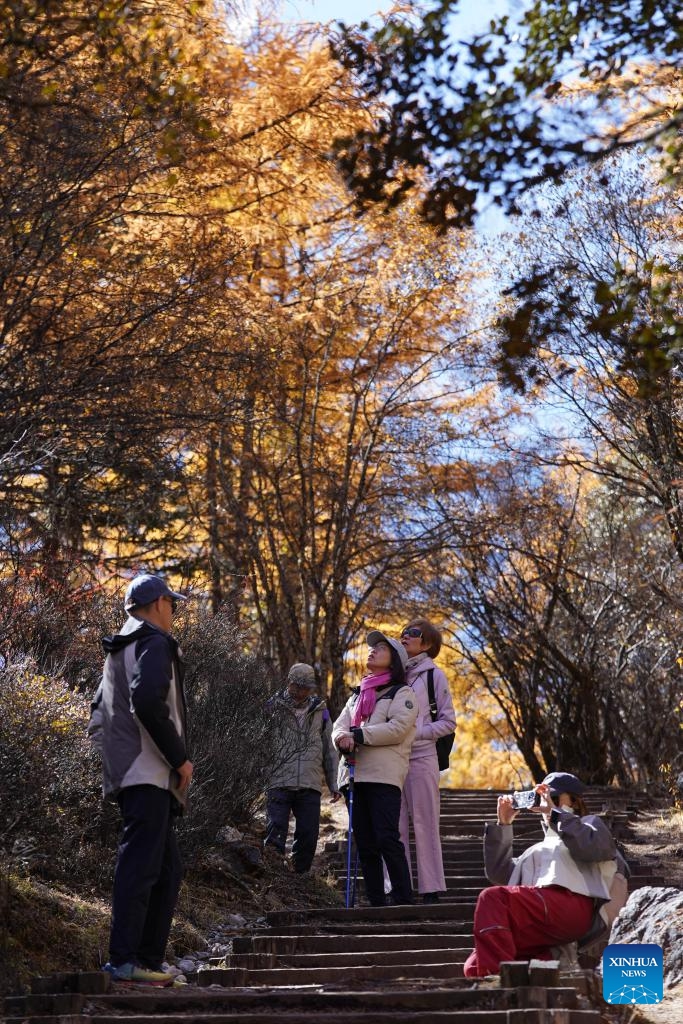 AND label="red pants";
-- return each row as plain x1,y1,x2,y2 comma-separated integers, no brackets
463,885,594,978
